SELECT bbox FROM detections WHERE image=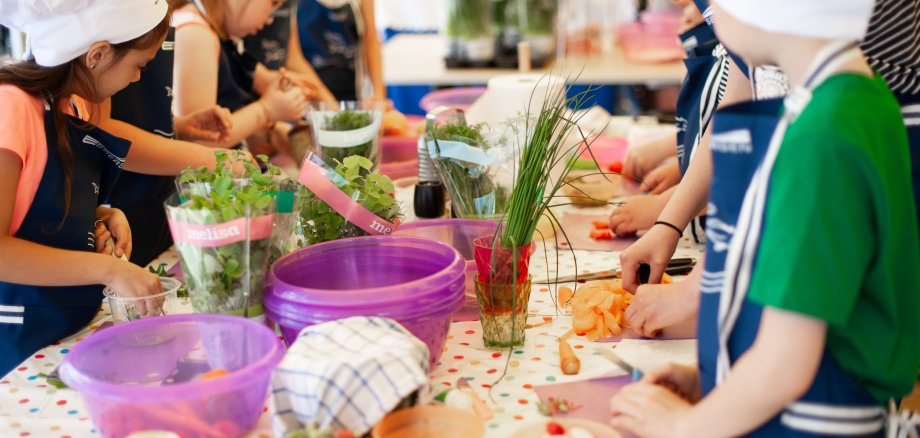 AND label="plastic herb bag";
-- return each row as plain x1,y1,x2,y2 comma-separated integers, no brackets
310,101,384,170
426,115,517,220
167,152,276,318
296,153,402,245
